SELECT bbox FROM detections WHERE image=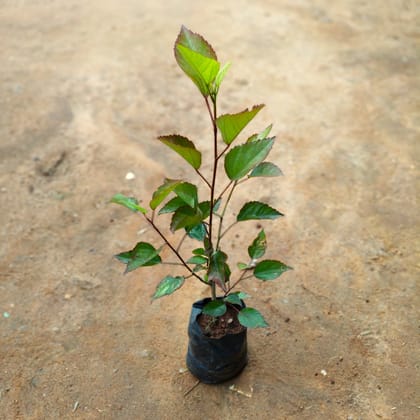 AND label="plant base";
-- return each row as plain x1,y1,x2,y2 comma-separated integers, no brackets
186,298,248,384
